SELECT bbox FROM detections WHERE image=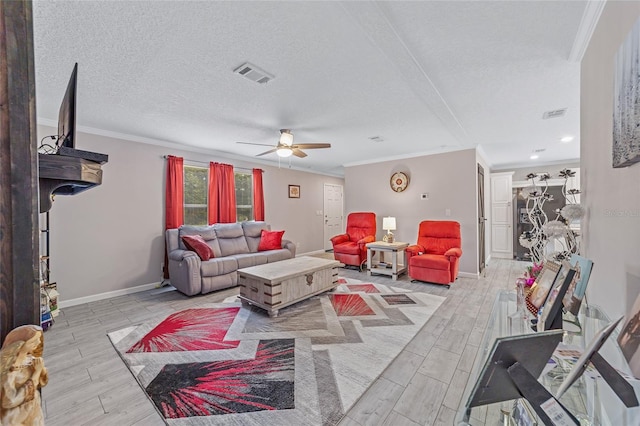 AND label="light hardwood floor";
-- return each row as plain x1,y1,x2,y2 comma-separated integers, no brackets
41,257,526,425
